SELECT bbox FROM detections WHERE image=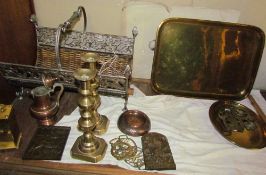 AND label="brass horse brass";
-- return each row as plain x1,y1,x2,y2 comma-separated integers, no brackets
151,18,265,100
